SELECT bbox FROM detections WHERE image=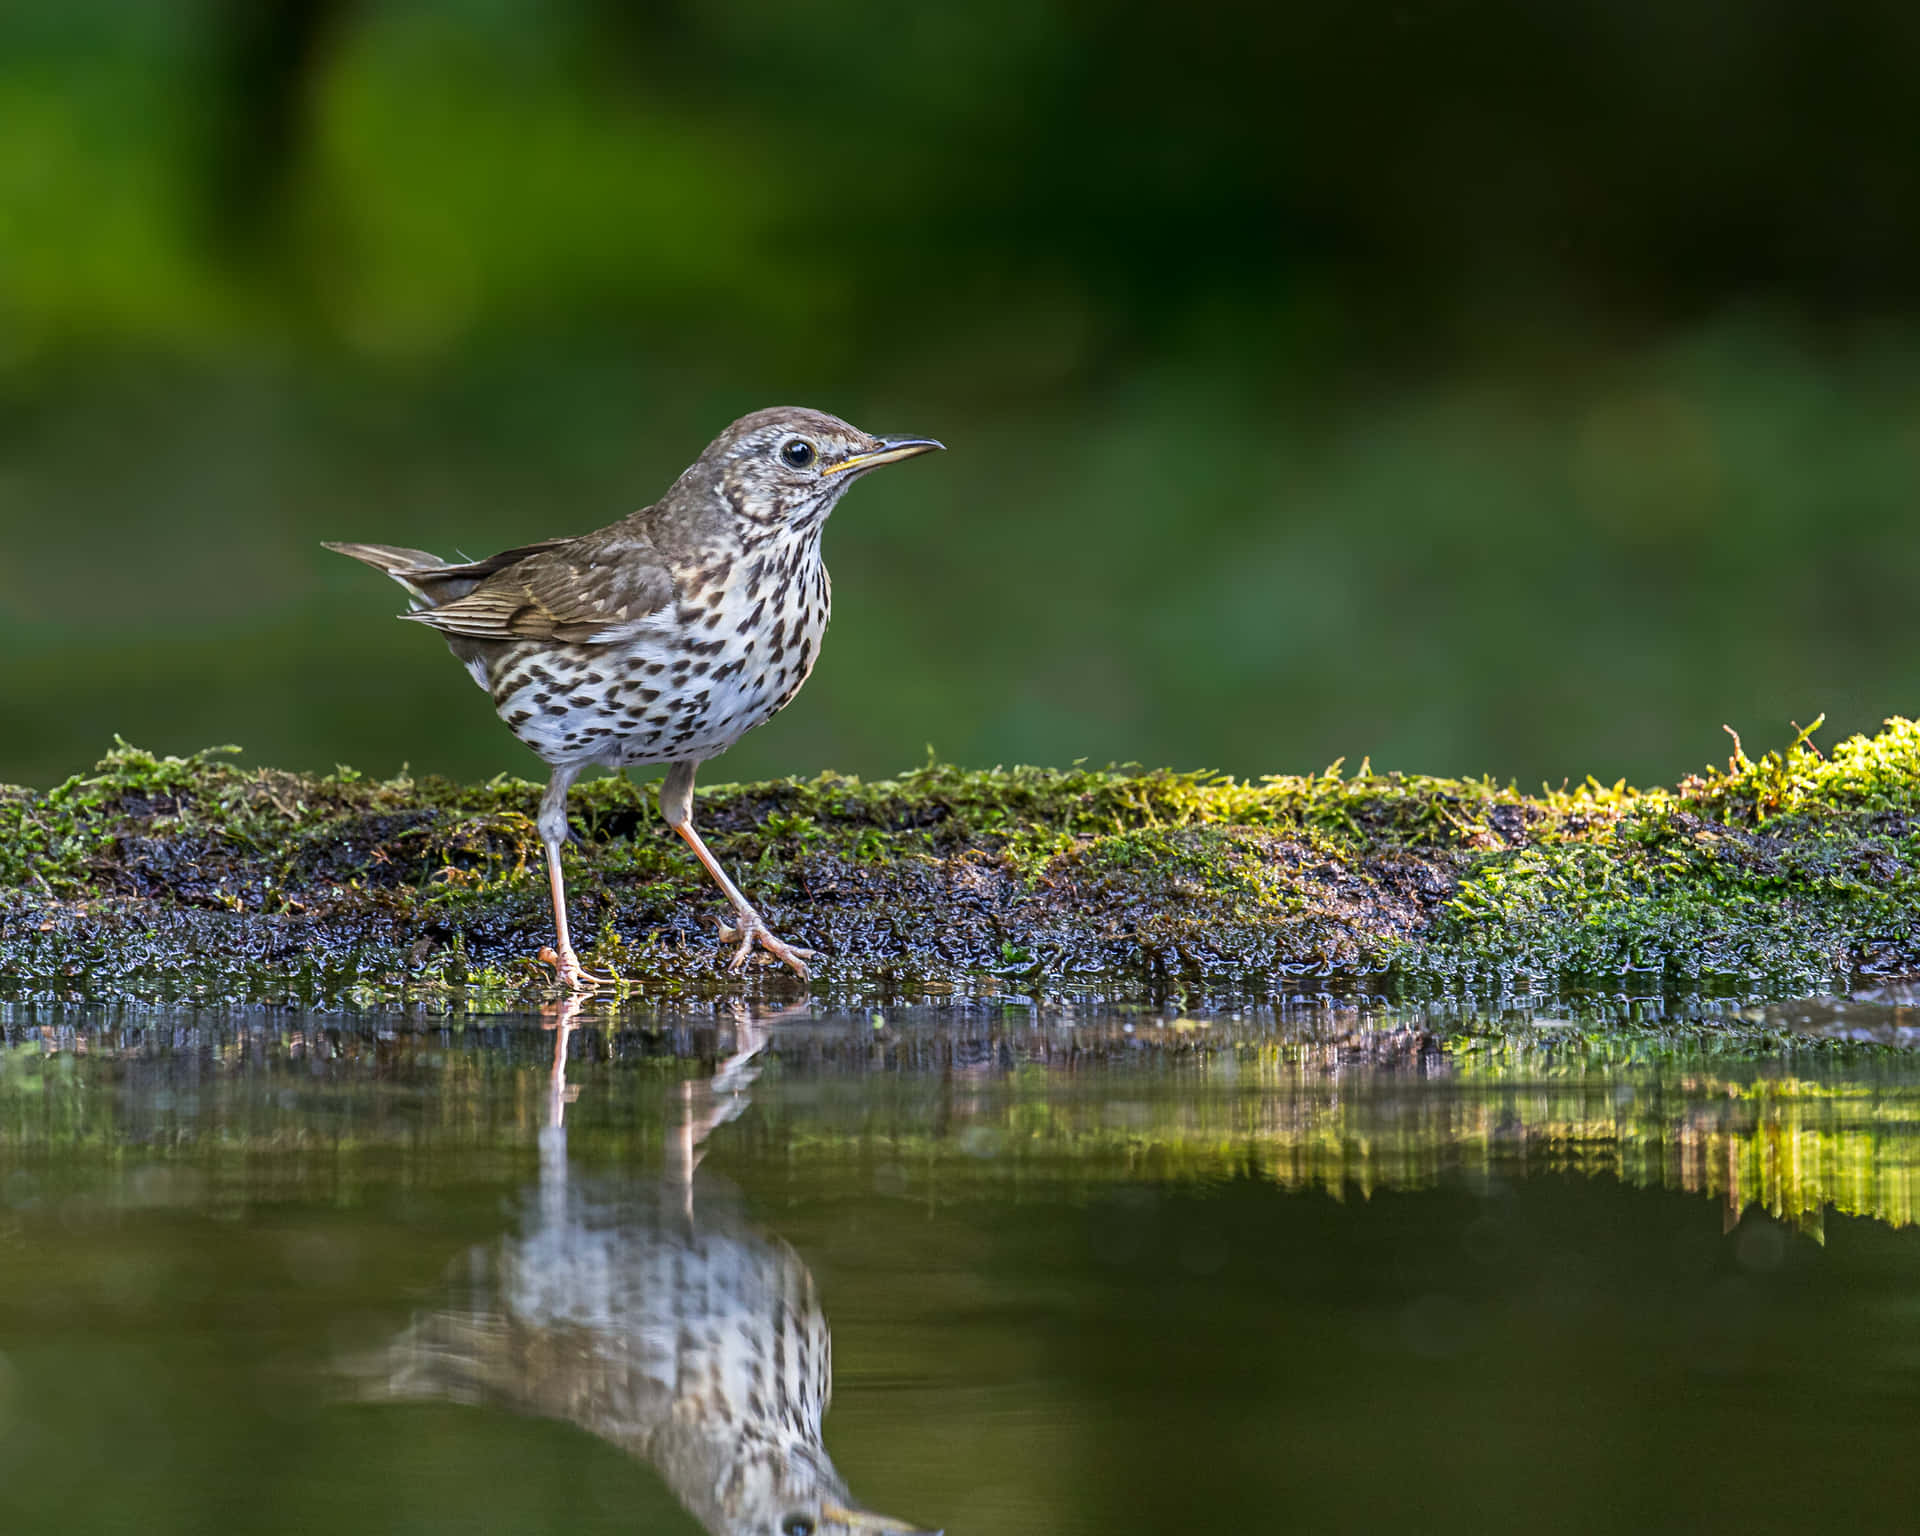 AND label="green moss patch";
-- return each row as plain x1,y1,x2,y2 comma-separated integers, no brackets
3,721,1918,1007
